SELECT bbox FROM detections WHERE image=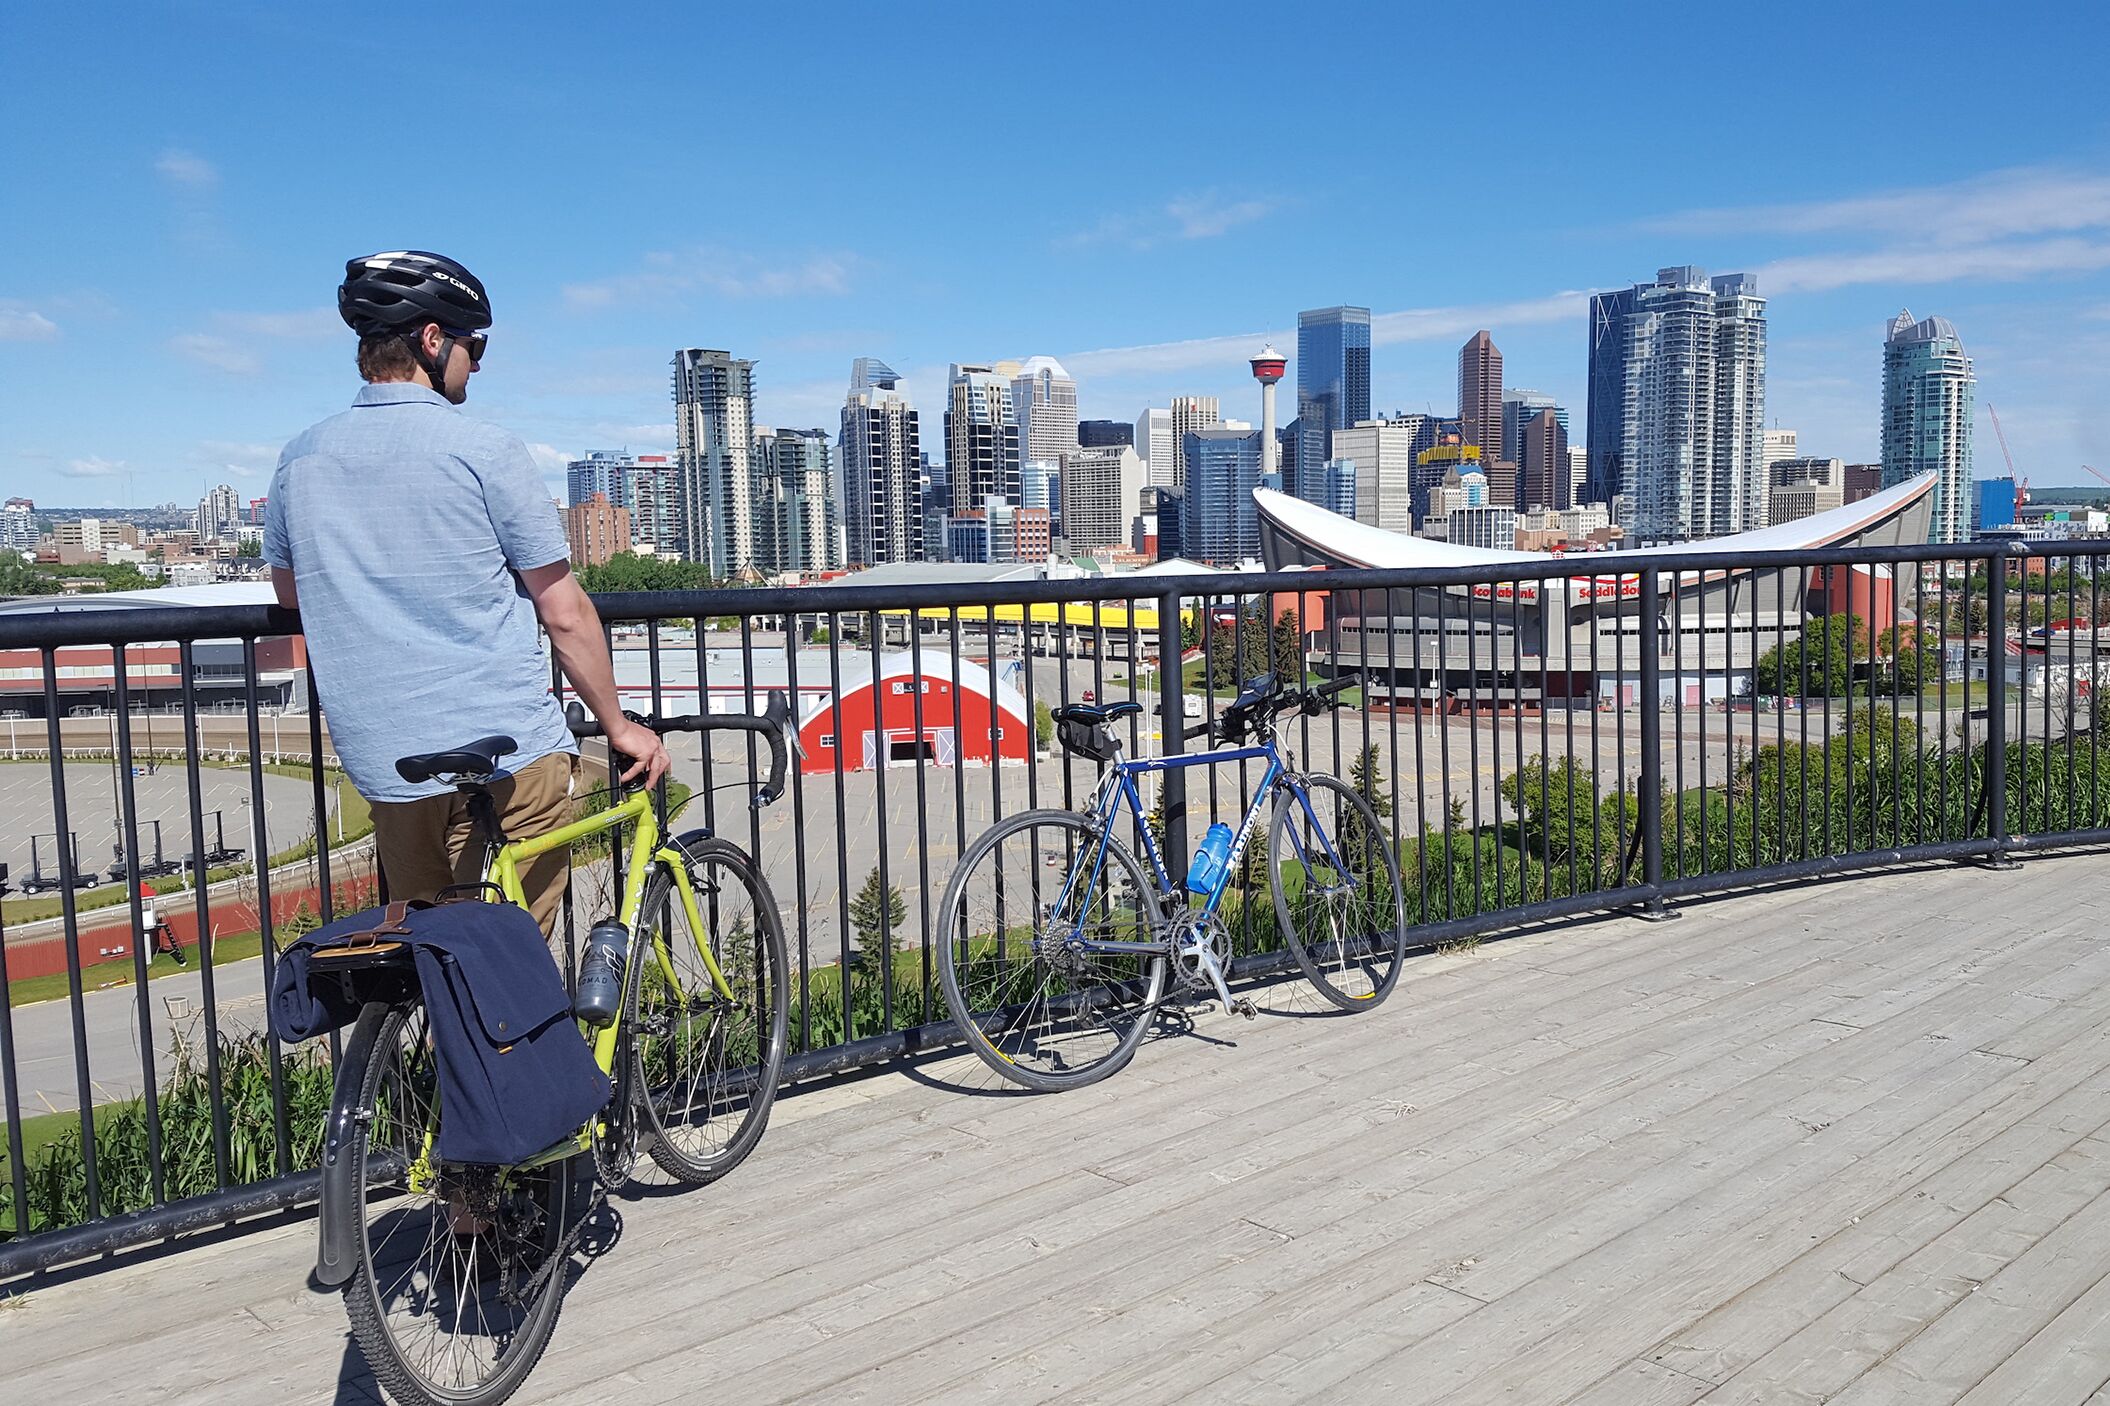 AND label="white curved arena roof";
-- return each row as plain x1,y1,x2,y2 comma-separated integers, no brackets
1255,473,1939,573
